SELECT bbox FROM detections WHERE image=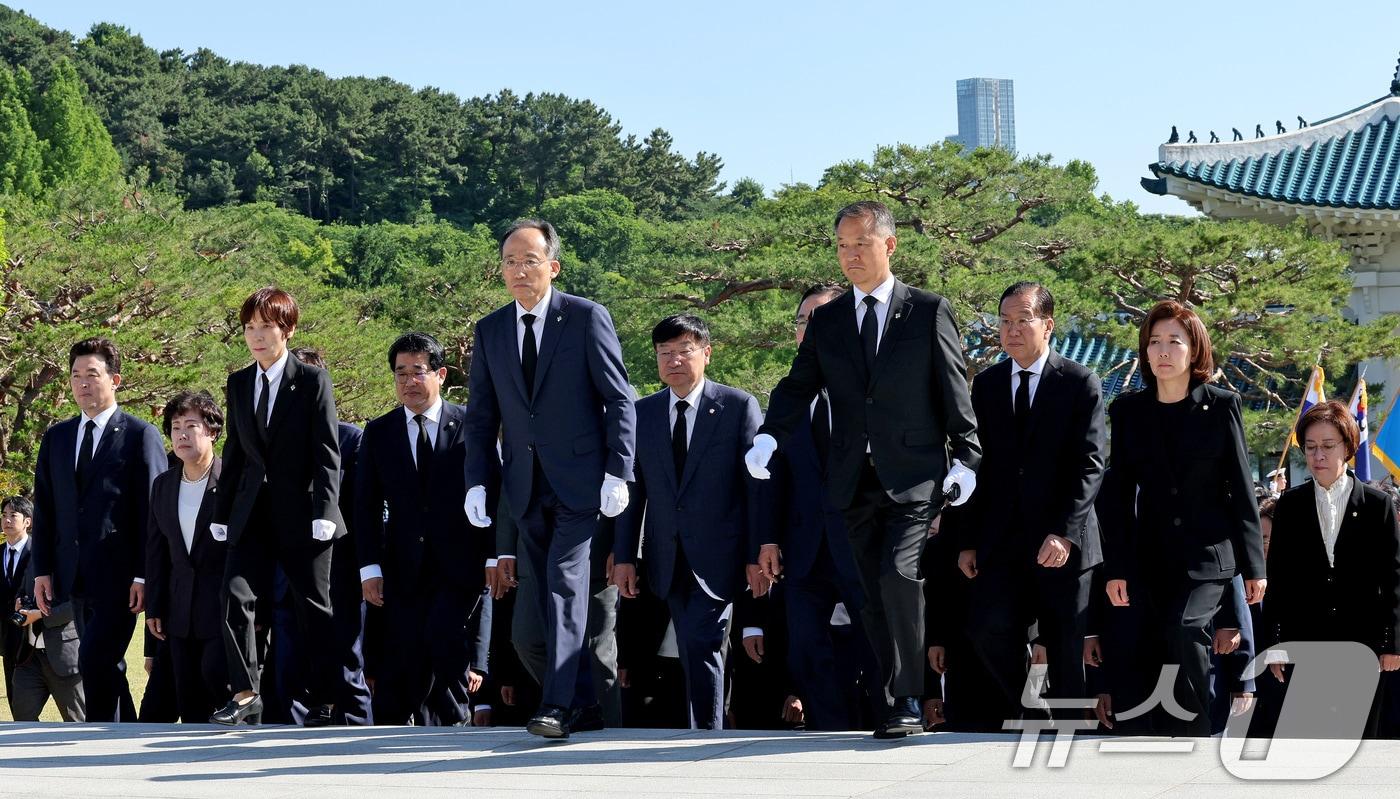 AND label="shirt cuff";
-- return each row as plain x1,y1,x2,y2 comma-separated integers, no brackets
1084,634,1099,639
132,577,145,585
485,558,498,568
742,627,764,639
312,519,337,541
497,554,516,560
1264,649,1289,664
360,564,383,582
475,704,492,713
